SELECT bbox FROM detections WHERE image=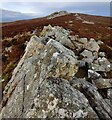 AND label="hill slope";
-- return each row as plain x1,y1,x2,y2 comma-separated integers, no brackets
1,25,112,119
2,13,112,46
1,12,112,99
